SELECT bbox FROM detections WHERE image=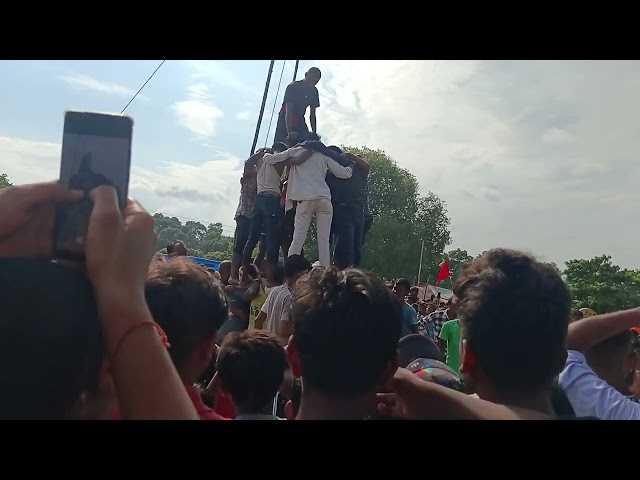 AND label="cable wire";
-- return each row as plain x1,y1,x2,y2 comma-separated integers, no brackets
263,60,287,146
120,60,166,114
